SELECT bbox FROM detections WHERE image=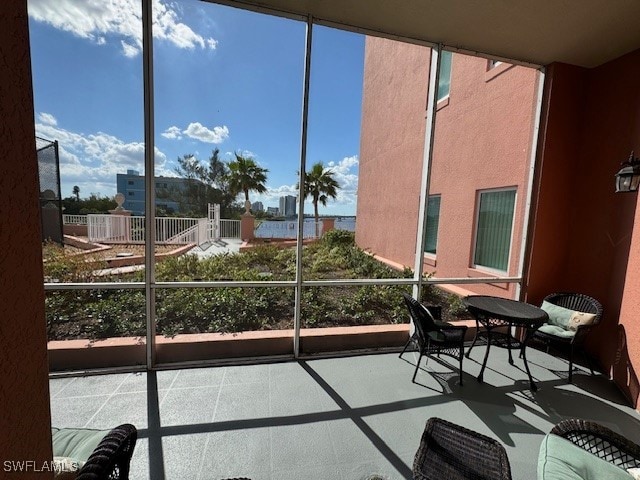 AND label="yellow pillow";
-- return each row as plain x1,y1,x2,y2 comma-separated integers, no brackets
568,311,596,331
